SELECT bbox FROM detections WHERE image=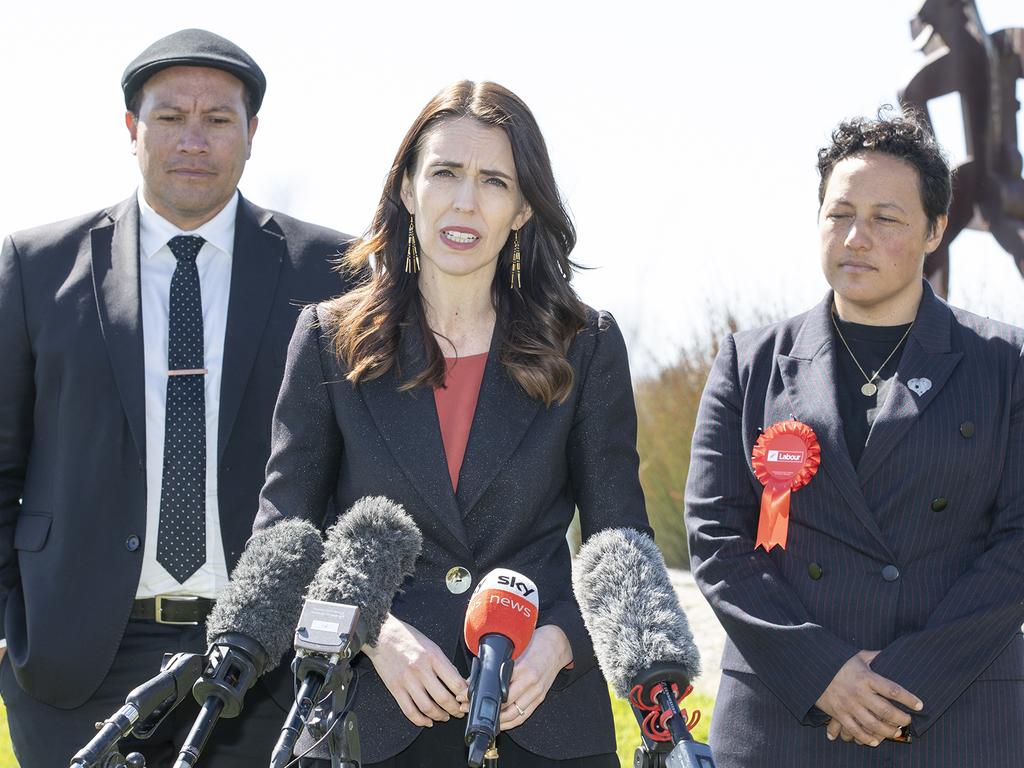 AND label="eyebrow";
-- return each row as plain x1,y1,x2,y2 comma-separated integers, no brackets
151,103,240,114
430,160,514,181
875,202,908,213
829,198,908,214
